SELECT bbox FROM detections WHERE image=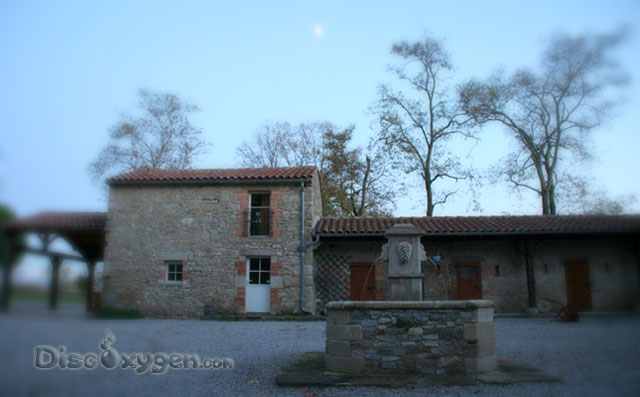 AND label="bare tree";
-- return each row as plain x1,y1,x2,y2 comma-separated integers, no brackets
371,37,475,216
236,121,395,216
560,176,636,215
236,121,328,168
459,29,628,215
88,89,209,183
